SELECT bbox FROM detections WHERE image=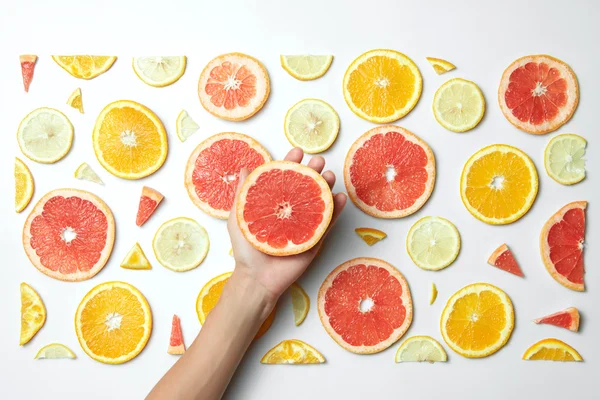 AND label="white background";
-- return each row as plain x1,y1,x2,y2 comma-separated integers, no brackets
0,0,598,399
